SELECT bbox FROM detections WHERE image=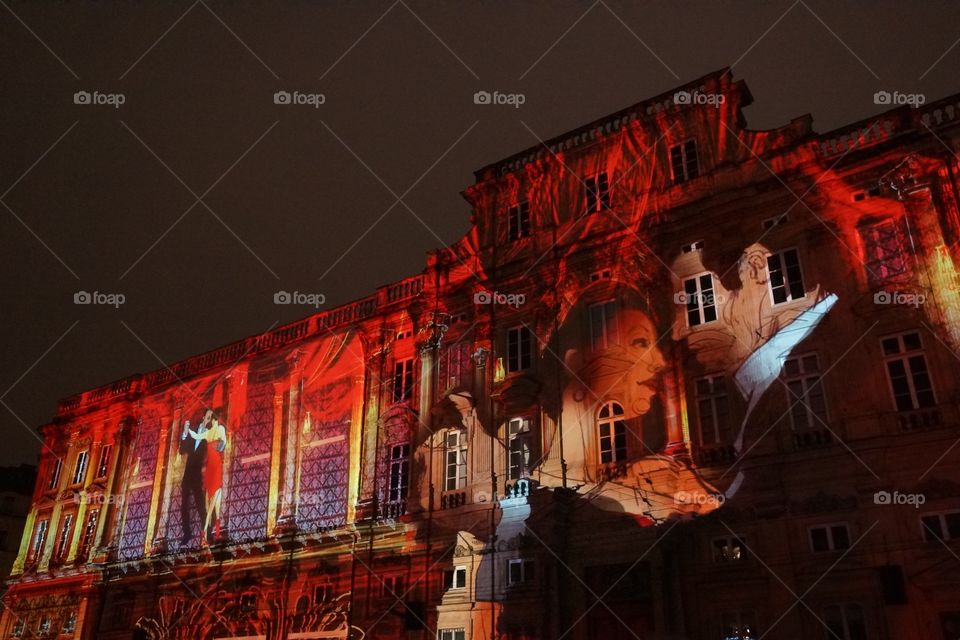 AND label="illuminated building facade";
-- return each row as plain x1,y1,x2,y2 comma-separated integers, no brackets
4,69,960,639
